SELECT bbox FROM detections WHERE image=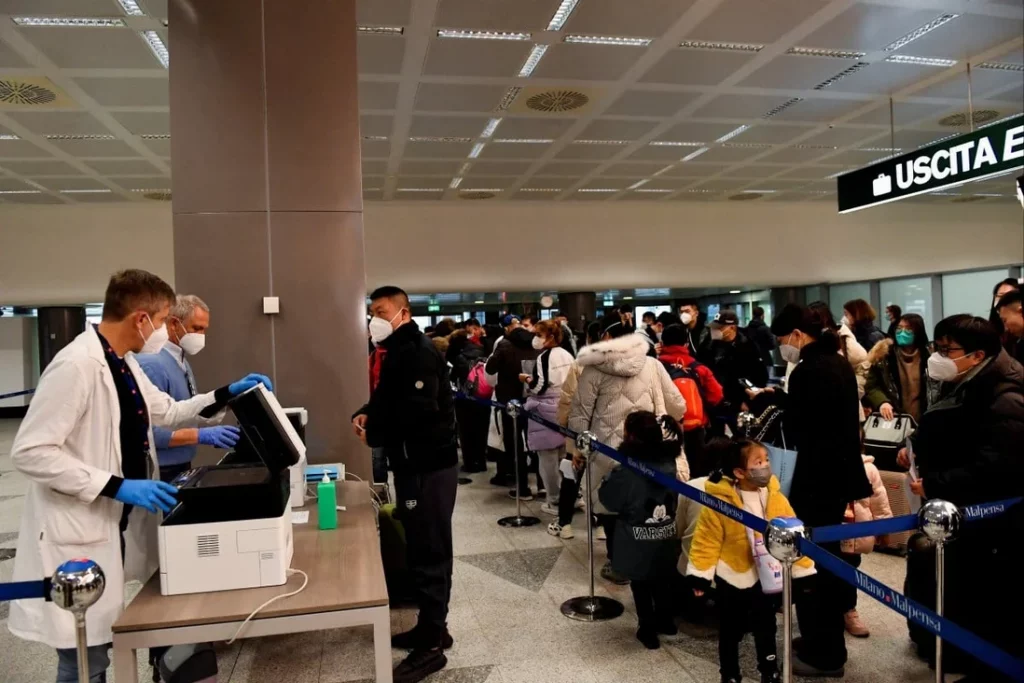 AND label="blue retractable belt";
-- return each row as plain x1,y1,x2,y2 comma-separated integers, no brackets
0,580,48,602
